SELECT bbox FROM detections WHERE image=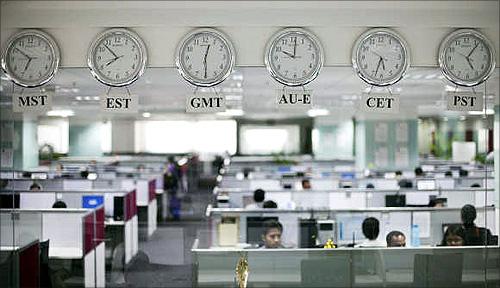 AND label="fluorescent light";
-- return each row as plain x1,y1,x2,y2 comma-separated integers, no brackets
46,109,74,117
468,109,494,115
216,109,244,116
84,96,91,101
93,96,100,101
142,112,151,118
75,96,82,101
307,108,329,117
